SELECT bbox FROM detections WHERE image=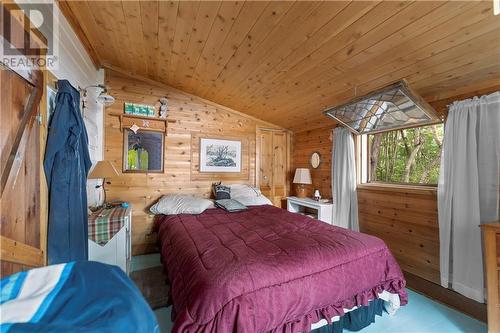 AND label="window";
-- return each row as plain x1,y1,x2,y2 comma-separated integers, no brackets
360,124,444,185
324,80,441,135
